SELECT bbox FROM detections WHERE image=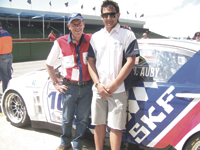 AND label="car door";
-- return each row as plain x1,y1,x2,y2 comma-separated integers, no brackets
125,42,200,149
45,66,63,125
45,66,78,127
